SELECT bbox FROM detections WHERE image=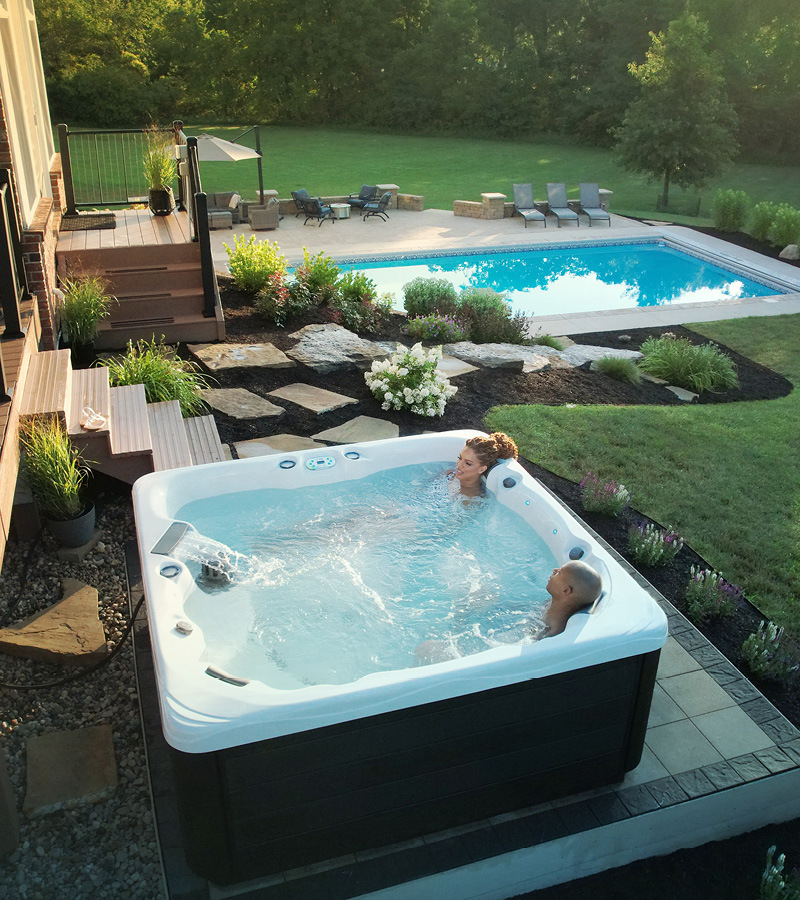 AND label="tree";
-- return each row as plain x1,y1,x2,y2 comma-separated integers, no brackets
614,11,737,209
